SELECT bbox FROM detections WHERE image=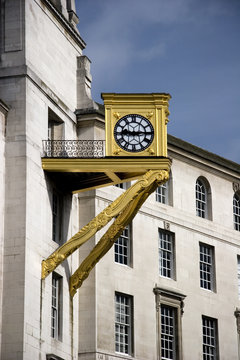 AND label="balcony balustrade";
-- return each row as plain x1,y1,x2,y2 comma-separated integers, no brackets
42,140,105,158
